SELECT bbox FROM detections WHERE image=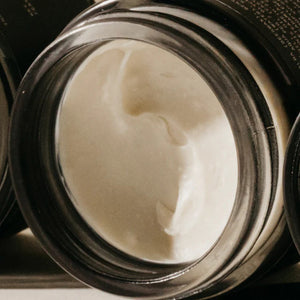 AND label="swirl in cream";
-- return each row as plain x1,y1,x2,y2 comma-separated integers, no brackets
57,40,238,263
